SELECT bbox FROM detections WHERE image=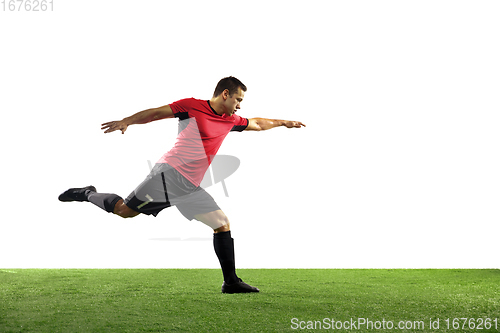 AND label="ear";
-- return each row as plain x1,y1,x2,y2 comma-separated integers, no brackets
222,89,230,100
